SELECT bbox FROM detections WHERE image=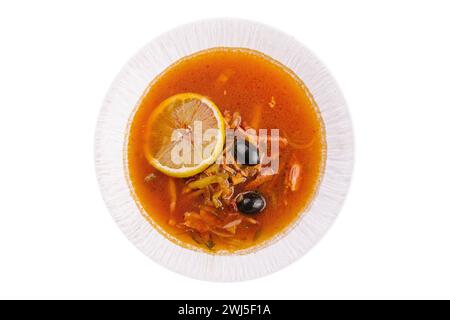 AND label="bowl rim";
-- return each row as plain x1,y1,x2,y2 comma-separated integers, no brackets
95,18,354,282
